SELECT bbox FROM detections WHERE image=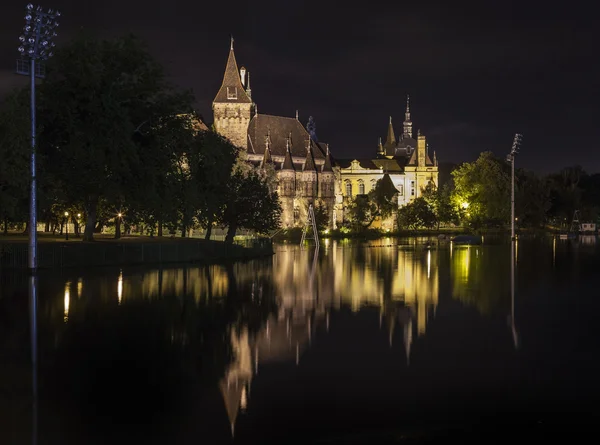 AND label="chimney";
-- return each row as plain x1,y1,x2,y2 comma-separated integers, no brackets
240,66,247,87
